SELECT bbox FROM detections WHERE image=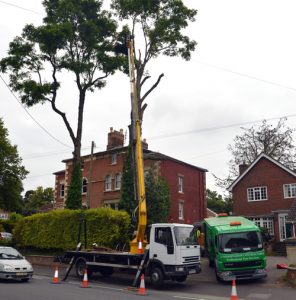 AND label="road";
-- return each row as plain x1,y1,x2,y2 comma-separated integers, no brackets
0,257,294,300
